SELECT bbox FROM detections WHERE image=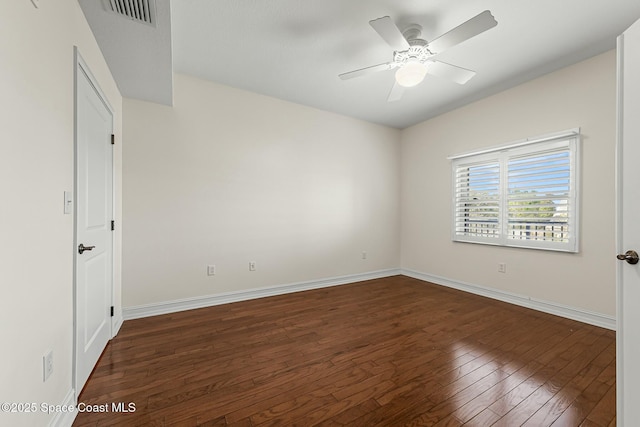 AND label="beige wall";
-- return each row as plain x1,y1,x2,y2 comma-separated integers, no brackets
122,74,401,307
0,2,122,426
400,50,617,316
